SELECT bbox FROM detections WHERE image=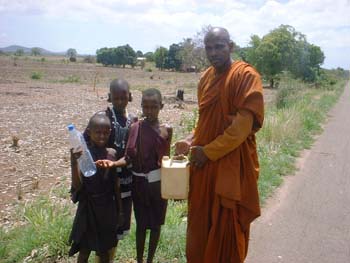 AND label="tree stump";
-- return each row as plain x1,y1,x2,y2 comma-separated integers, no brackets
176,89,184,101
